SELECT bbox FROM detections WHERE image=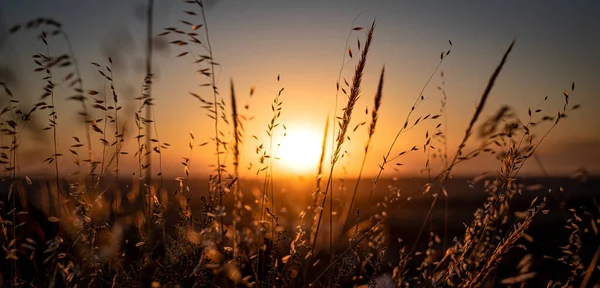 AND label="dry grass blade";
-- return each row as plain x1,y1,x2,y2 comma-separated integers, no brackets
332,20,376,164
230,78,241,256
341,65,384,236
230,79,240,173
445,40,515,179
369,66,384,139
317,116,329,191
309,20,376,266
361,39,452,212
308,116,330,252
580,243,600,288
465,211,536,287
